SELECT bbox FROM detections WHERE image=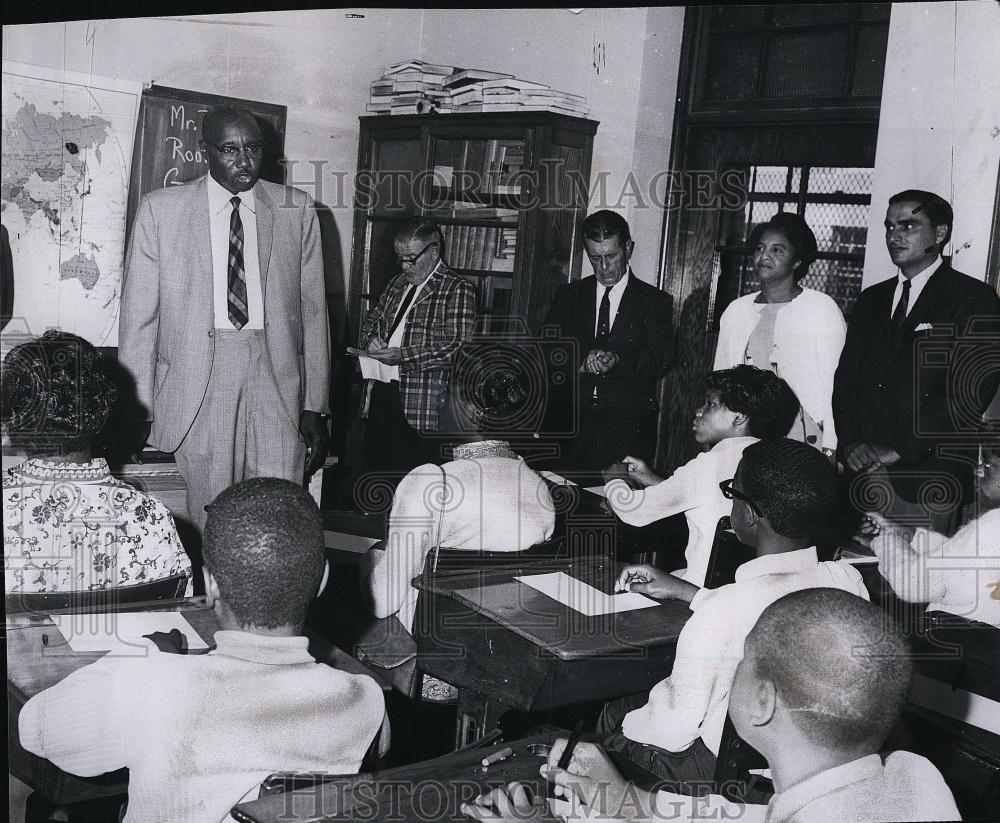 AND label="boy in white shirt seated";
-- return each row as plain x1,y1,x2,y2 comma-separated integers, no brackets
19,477,386,823
869,443,1000,628
598,439,868,789
603,365,799,586
466,588,960,823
